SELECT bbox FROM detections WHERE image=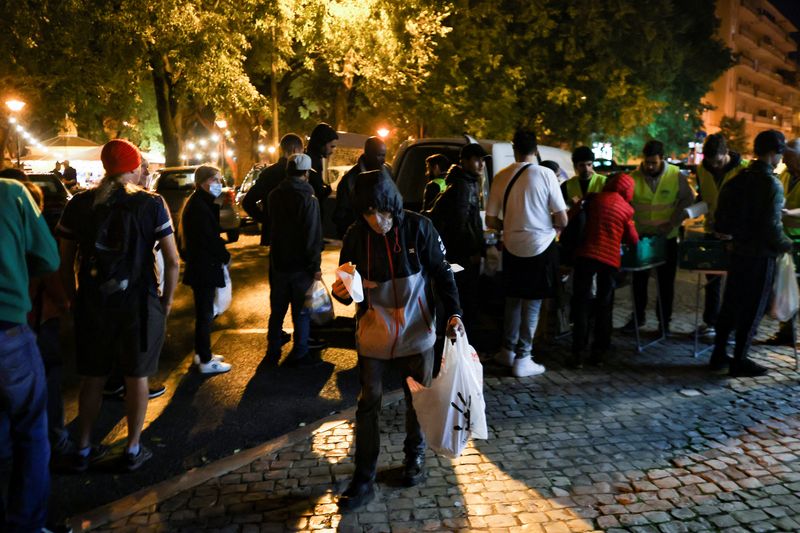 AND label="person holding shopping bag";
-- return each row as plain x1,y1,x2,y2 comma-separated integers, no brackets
331,170,463,510
181,164,232,374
